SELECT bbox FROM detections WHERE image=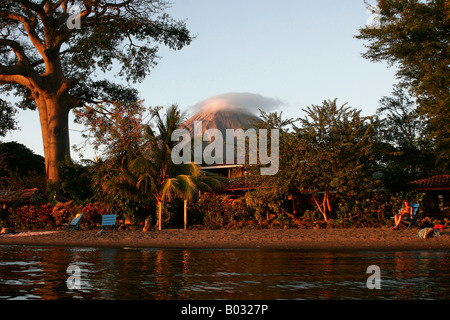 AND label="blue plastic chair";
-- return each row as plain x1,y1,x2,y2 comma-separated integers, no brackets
98,214,117,233
65,214,84,232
